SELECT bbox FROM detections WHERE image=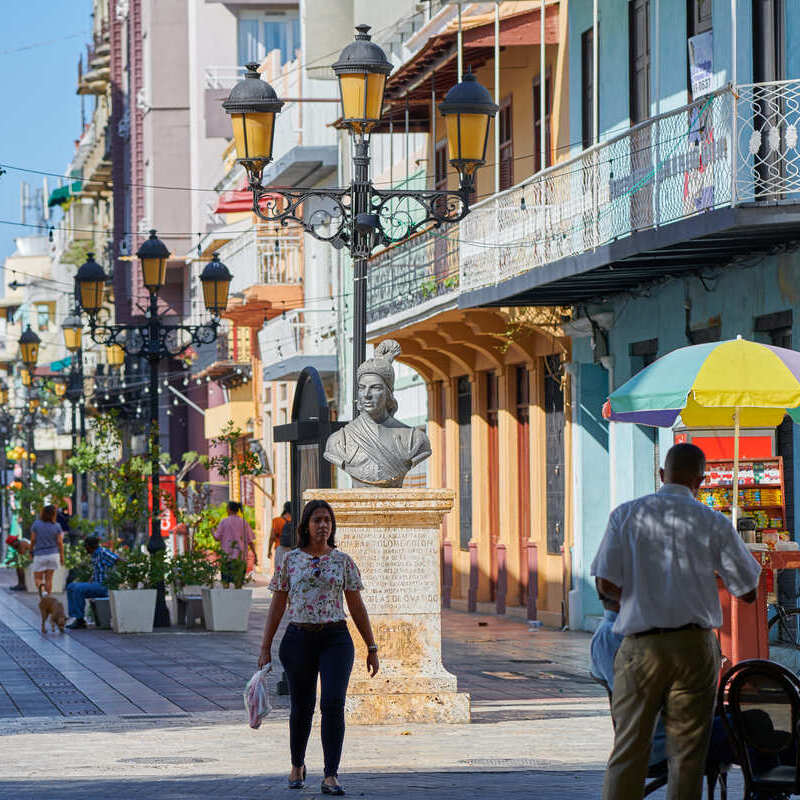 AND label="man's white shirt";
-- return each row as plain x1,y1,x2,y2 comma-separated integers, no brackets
591,483,762,636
